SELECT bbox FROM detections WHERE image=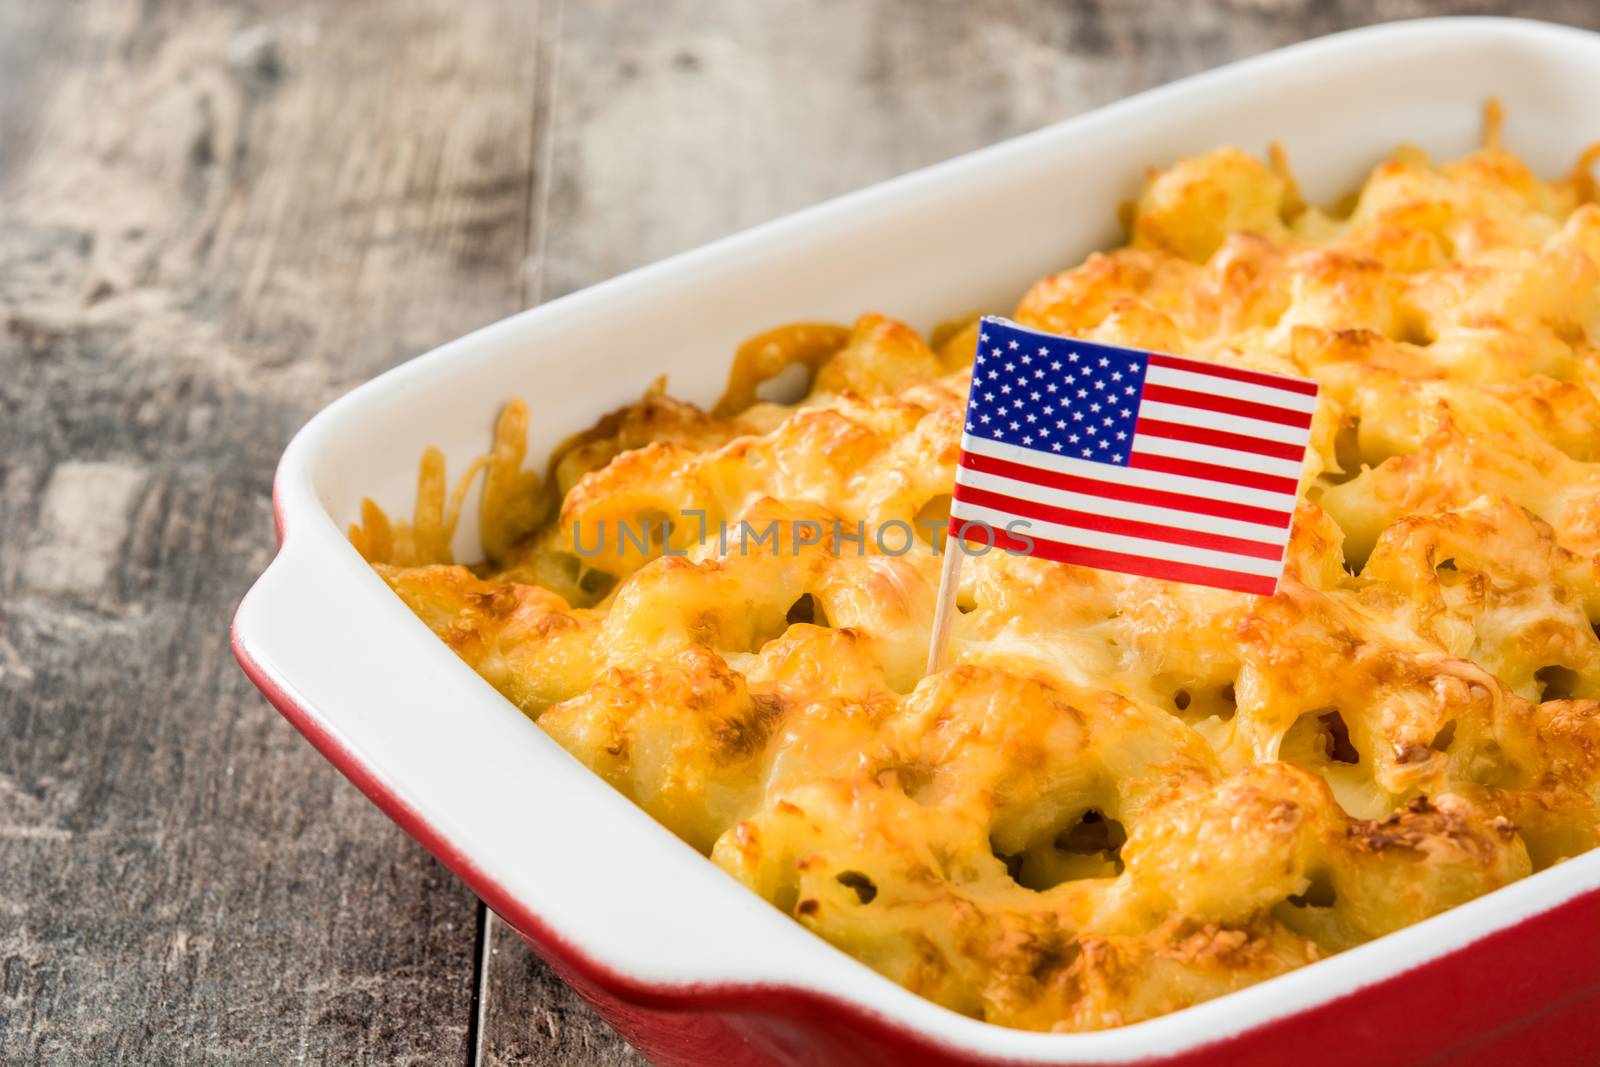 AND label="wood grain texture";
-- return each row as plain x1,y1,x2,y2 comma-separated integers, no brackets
3,2,1599,1066
0,0,543,1063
